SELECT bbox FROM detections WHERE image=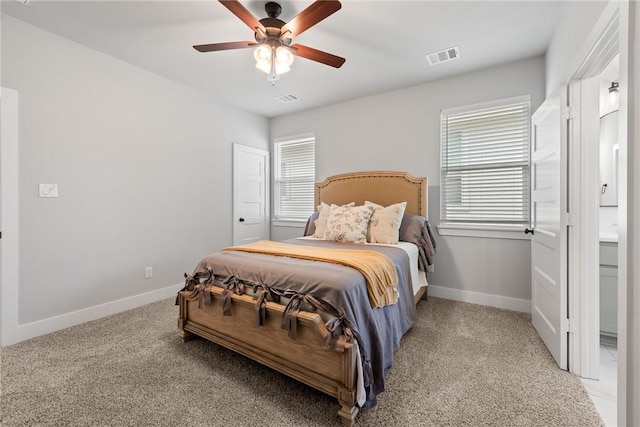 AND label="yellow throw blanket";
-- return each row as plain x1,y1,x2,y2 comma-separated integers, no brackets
224,240,398,308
